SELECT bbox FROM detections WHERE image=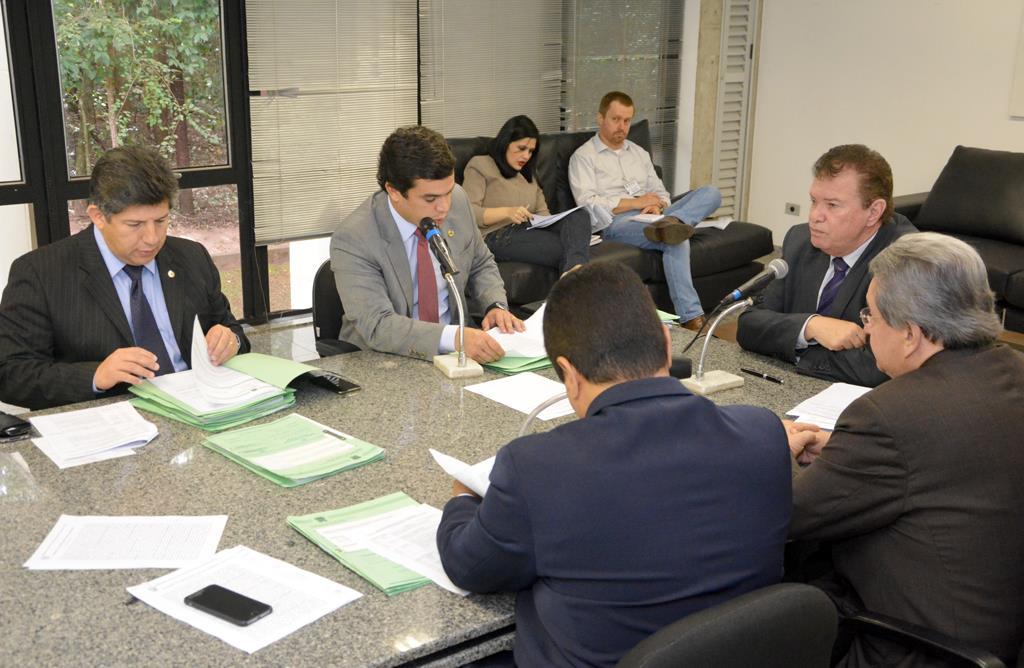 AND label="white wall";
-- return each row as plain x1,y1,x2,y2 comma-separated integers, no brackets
746,0,1024,244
